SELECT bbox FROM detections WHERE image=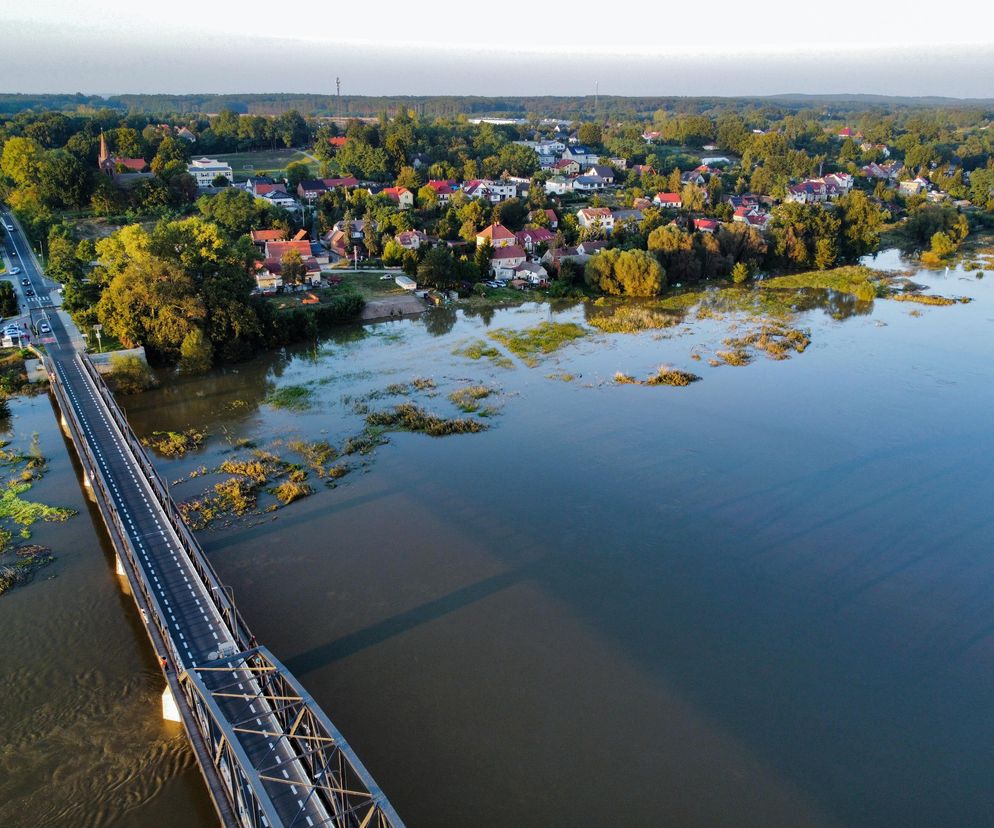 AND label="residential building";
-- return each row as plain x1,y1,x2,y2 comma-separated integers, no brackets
572,175,609,192
489,245,528,276
527,209,559,229
515,227,556,252
700,156,731,167
396,230,429,250
322,176,359,190
476,222,517,248
187,157,234,187
426,179,456,203
297,180,328,201
380,186,414,208
544,176,573,195
551,158,581,176
261,190,300,211
585,165,616,184
653,192,682,209
250,229,286,246
176,127,197,143
563,145,600,166
464,179,517,202
693,218,719,233
577,207,614,234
